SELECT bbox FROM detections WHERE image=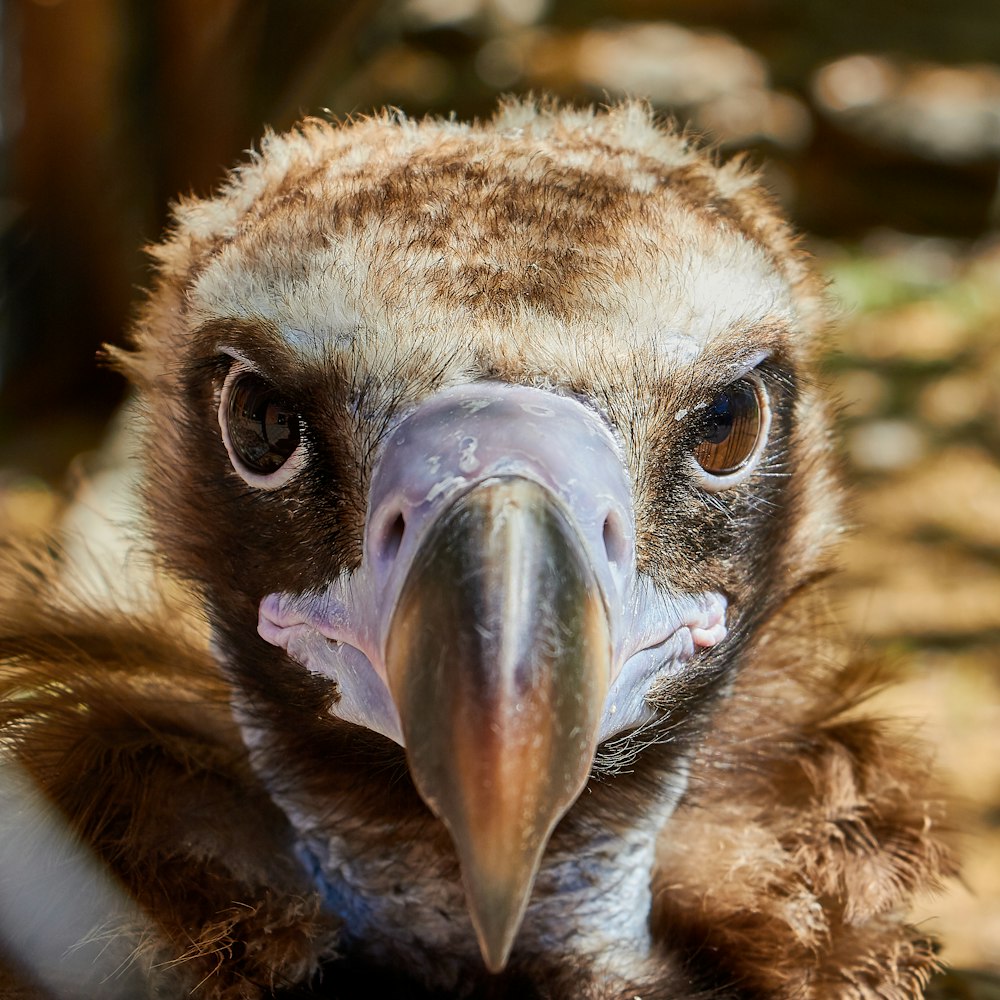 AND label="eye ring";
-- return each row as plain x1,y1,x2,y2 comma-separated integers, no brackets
689,374,771,491
219,363,306,488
